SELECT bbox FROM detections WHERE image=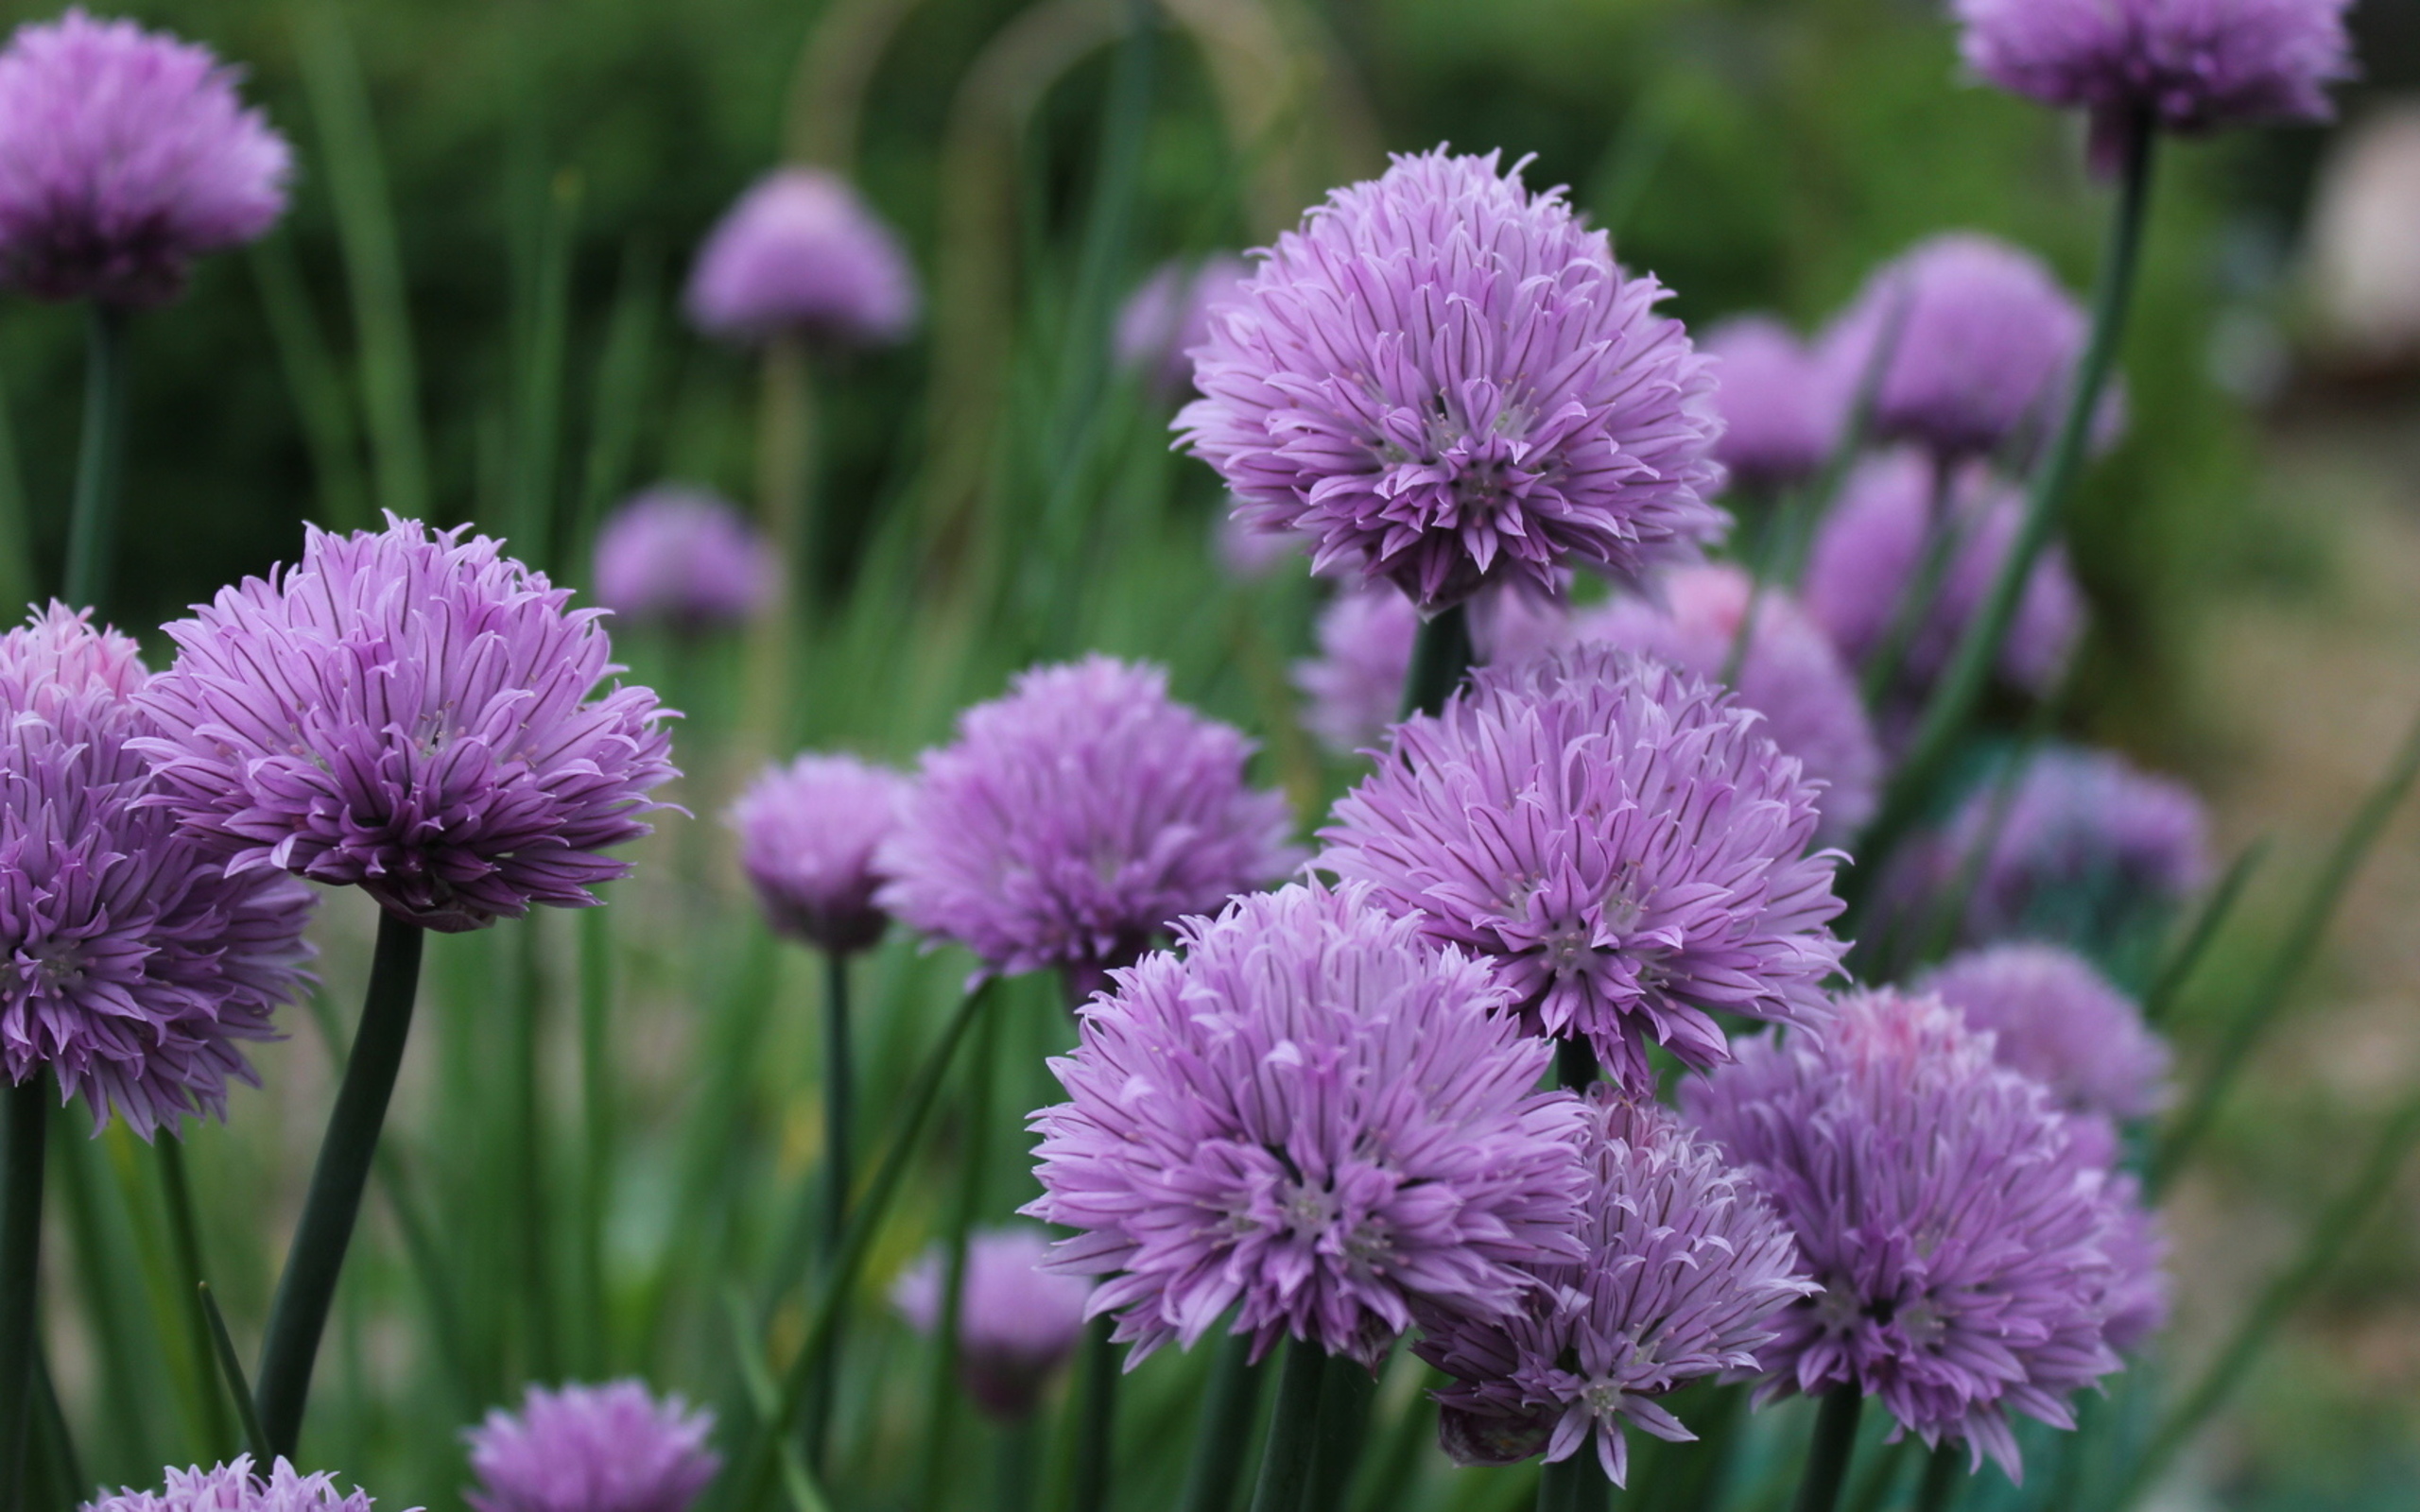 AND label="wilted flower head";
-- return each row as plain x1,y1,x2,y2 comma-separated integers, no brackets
728,752,908,954
1116,254,1249,398
1419,1093,1813,1485
1683,988,2131,1476
0,9,289,306
0,606,313,1137
1320,646,1845,1091
1954,0,2352,160
1802,449,2084,704
1575,564,1881,844
1178,147,1725,610
1922,943,2170,1122
684,166,917,347
132,516,679,934
1819,234,2086,462
1027,881,1588,1366
1705,316,1835,492
83,1458,384,1512
877,656,1299,984
464,1382,717,1512
591,486,773,633
892,1226,1094,1419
